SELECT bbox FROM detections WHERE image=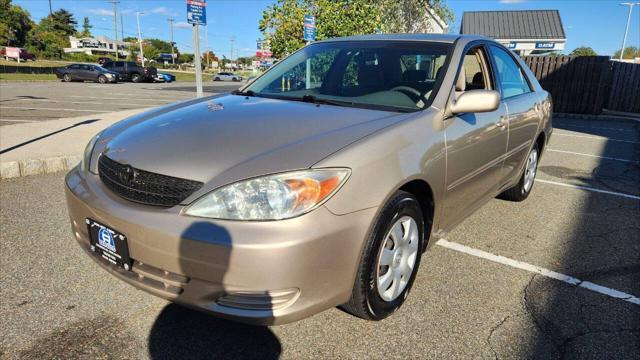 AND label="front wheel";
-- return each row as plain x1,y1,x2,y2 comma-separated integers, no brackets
498,144,539,202
63,73,71,82
340,190,424,320
97,75,107,84
214,77,220,81
131,73,142,83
